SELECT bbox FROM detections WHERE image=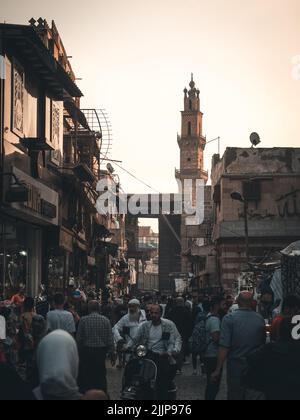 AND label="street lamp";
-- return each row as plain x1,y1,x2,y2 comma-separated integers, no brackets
231,191,250,263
